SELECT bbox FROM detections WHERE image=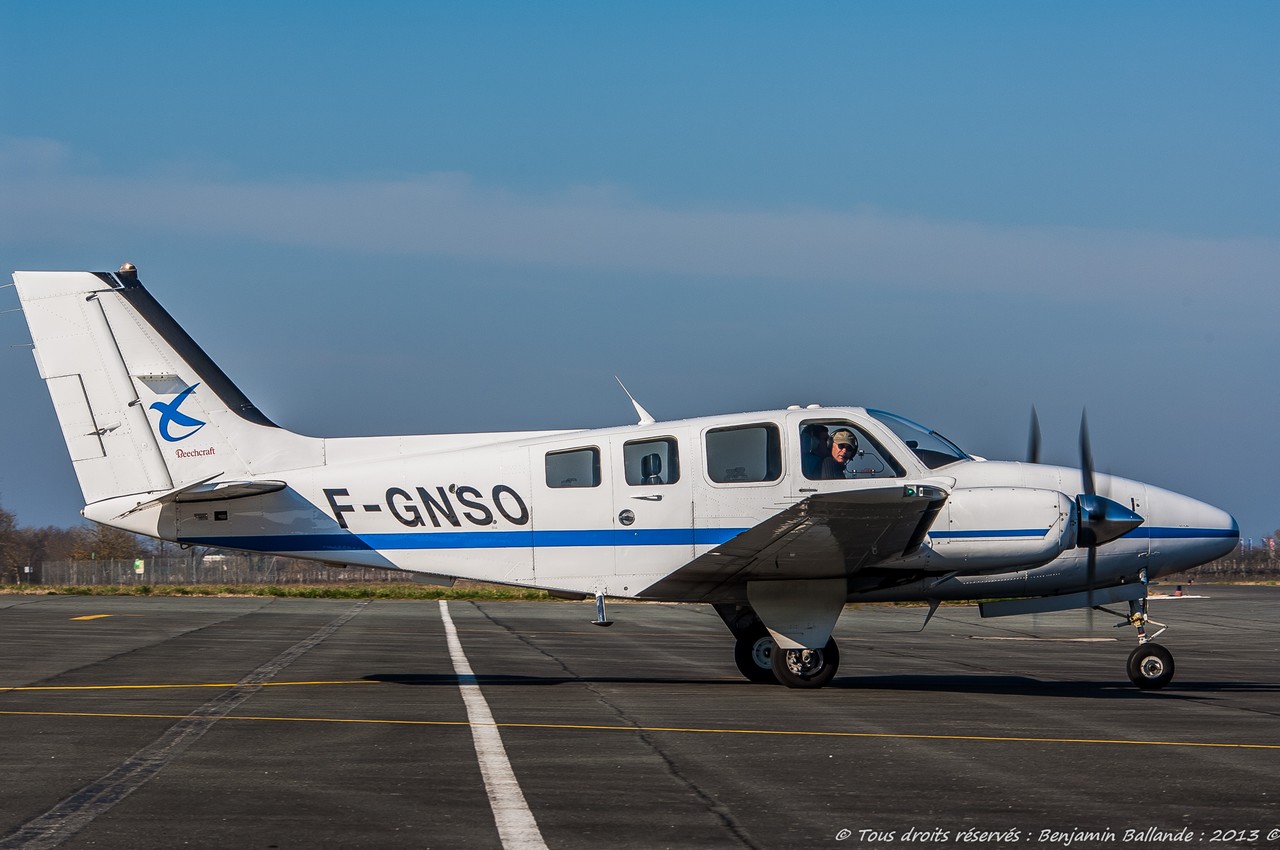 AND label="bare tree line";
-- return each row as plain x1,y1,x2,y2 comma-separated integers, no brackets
0,501,397,585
